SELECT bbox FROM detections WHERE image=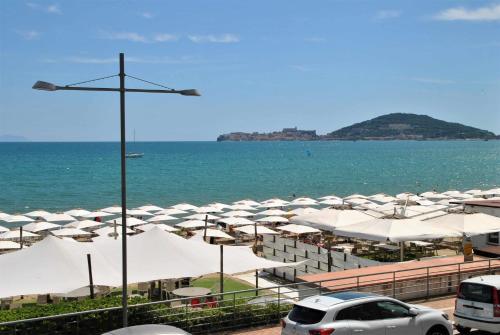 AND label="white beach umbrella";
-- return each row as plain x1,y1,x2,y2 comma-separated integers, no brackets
0,225,8,233
233,199,261,207
256,209,288,216
218,217,255,227
171,203,199,211
221,210,255,217
24,210,52,218
0,241,21,250
105,217,147,227
0,213,11,220
235,225,279,235
276,224,321,235
416,199,436,206
344,194,368,200
345,198,372,206
2,215,34,224
290,208,374,232
64,209,91,217
288,207,321,216
421,192,449,200
208,203,232,210
175,220,215,229
146,214,178,222
184,213,221,221
0,229,39,240
318,195,341,200
94,225,134,236
154,208,187,216
194,206,222,213
426,213,500,236
65,220,105,230
84,211,115,218
135,223,178,233
101,206,123,214
256,216,289,223
23,221,60,233
333,218,460,243
193,229,234,240
230,204,257,211
44,213,76,223
137,205,164,212
368,194,398,204
126,209,153,217
319,199,344,206
290,197,318,206
52,228,92,237
465,189,482,195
